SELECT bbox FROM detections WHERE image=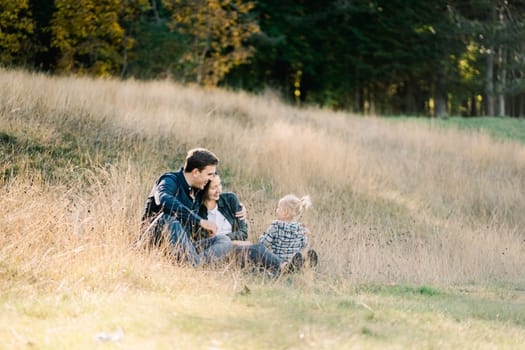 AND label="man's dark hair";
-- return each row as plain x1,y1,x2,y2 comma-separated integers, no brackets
184,148,219,172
